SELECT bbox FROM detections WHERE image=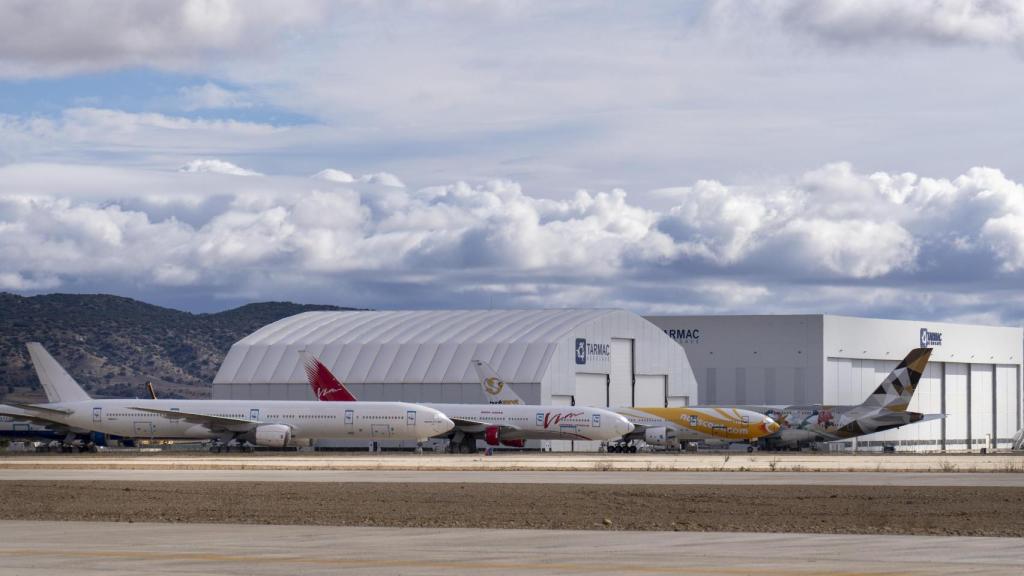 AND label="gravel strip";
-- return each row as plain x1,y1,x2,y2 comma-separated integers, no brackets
1,481,1022,537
